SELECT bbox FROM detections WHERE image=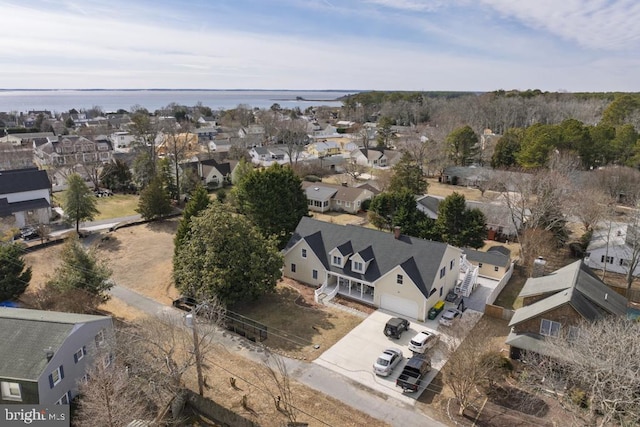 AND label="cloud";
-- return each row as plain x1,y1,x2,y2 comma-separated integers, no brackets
478,0,640,50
